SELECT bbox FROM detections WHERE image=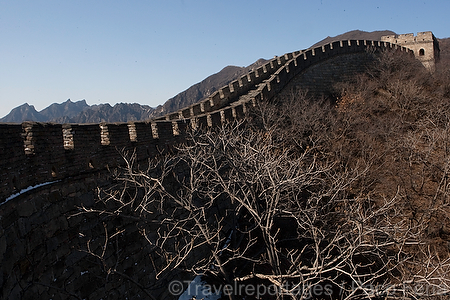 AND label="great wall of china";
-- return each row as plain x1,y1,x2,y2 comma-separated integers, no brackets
0,32,439,299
